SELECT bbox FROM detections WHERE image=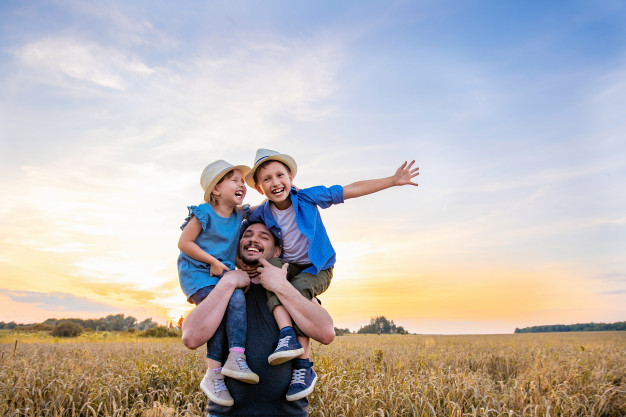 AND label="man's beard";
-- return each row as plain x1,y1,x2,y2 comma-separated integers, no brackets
240,255,260,266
